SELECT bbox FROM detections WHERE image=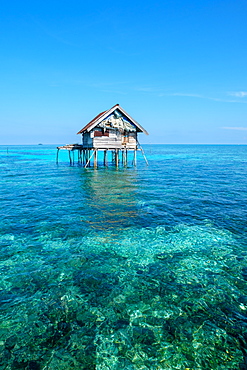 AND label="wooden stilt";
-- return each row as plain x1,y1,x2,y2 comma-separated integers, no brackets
94,149,98,168
104,150,108,166
85,150,95,168
141,150,148,166
56,140,147,167
133,149,137,166
122,150,125,166
137,140,149,166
